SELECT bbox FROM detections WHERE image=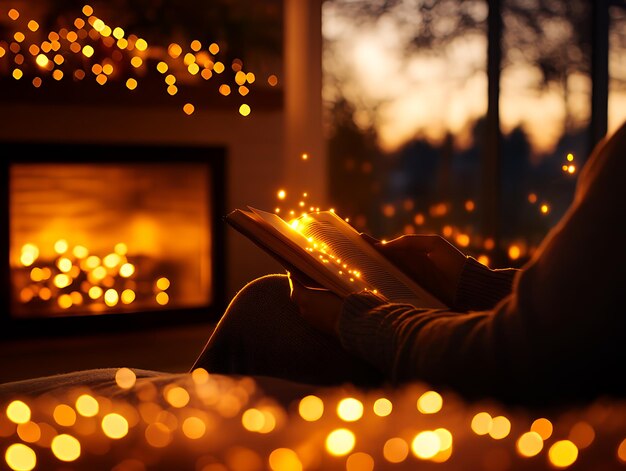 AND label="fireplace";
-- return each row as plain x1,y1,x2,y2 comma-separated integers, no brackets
1,142,227,338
